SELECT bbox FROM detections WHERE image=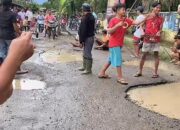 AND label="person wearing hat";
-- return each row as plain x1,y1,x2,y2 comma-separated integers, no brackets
134,2,164,78
78,3,95,74
133,6,145,57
